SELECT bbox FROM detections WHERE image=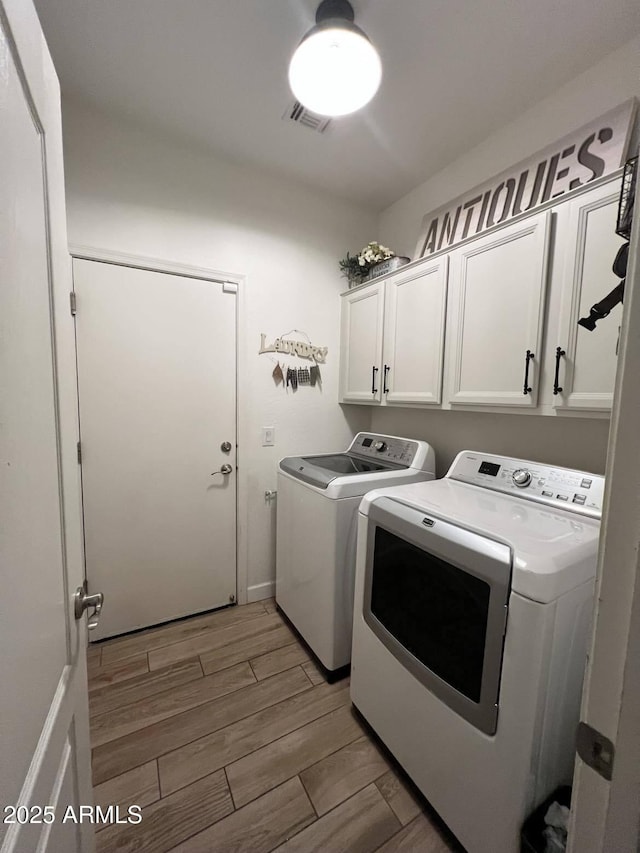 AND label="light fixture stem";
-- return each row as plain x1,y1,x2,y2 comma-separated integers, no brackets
315,0,355,24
